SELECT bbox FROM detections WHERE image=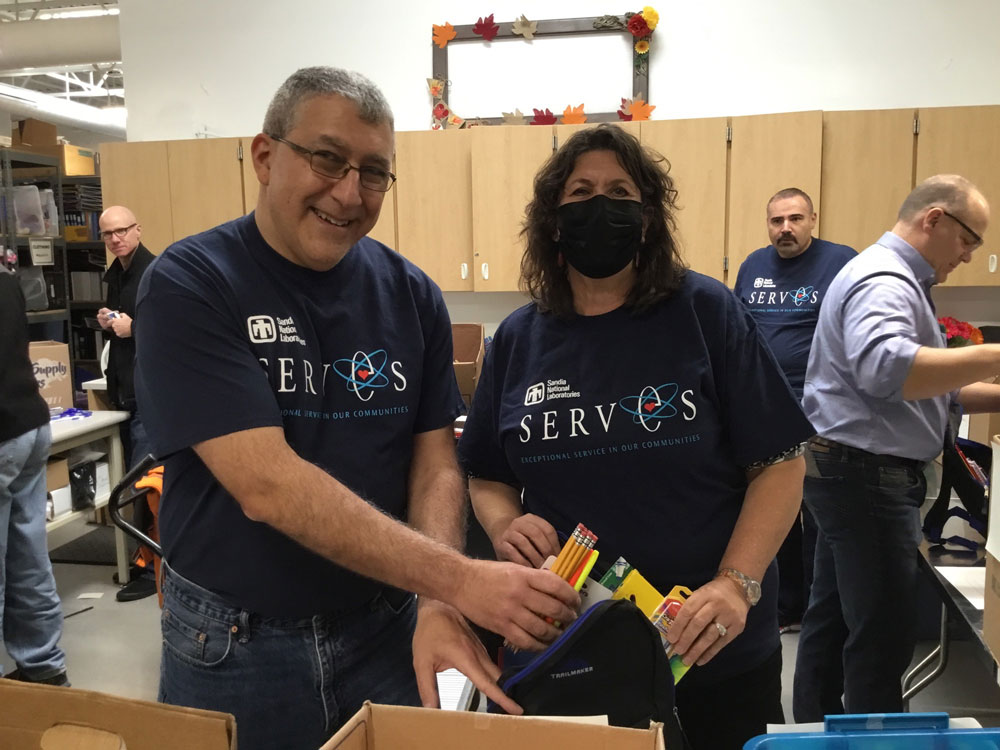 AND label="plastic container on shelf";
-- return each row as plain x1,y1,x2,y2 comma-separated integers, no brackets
744,713,1000,749
13,185,44,235
39,188,59,236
